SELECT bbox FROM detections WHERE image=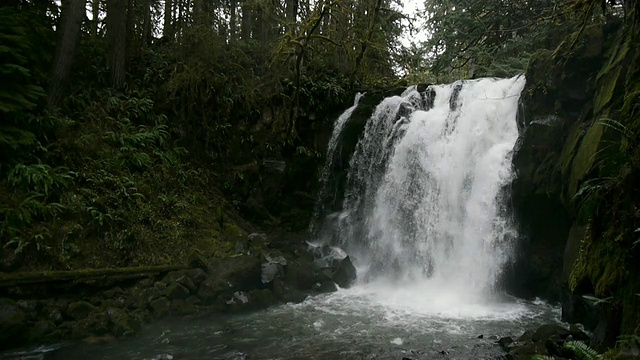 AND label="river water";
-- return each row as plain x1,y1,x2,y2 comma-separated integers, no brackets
14,283,558,360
